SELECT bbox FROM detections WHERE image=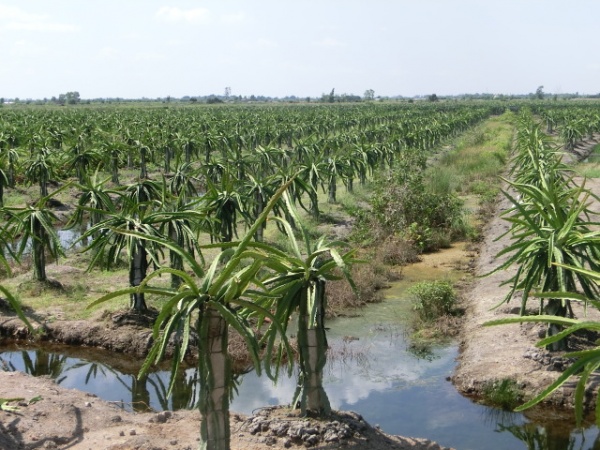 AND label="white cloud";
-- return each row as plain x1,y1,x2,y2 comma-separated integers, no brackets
236,37,278,51
256,38,277,48
220,12,246,25
6,22,79,32
98,47,119,59
313,37,345,48
123,32,143,41
135,51,165,62
587,63,600,72
0,4,42,21
0,5,79,32
6,39,48,59
155,6,210,24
